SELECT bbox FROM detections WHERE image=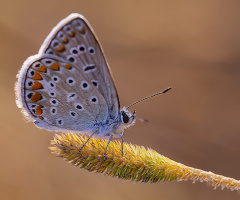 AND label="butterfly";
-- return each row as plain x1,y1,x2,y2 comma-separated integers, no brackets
15,13,171,158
